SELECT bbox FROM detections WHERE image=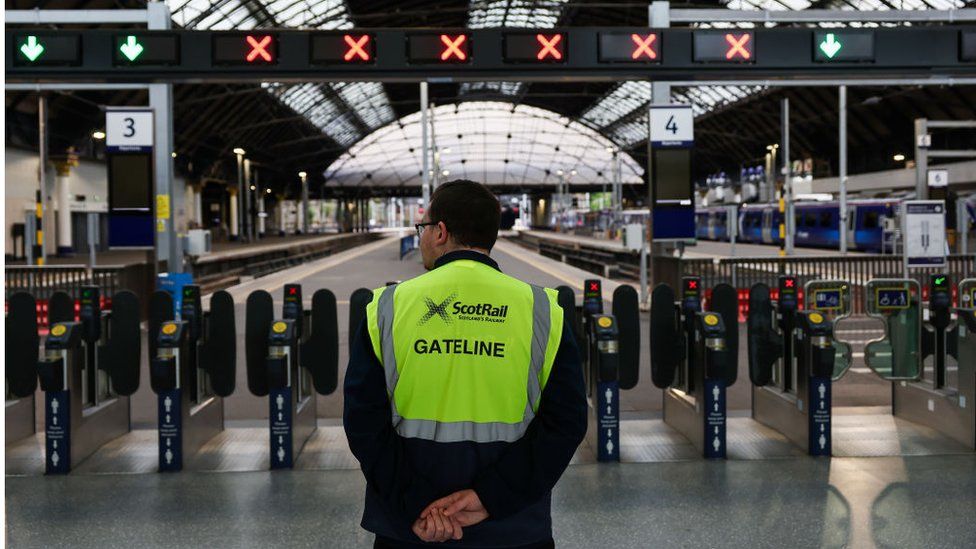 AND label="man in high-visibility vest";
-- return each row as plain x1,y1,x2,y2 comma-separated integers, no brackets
345,180,587,548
